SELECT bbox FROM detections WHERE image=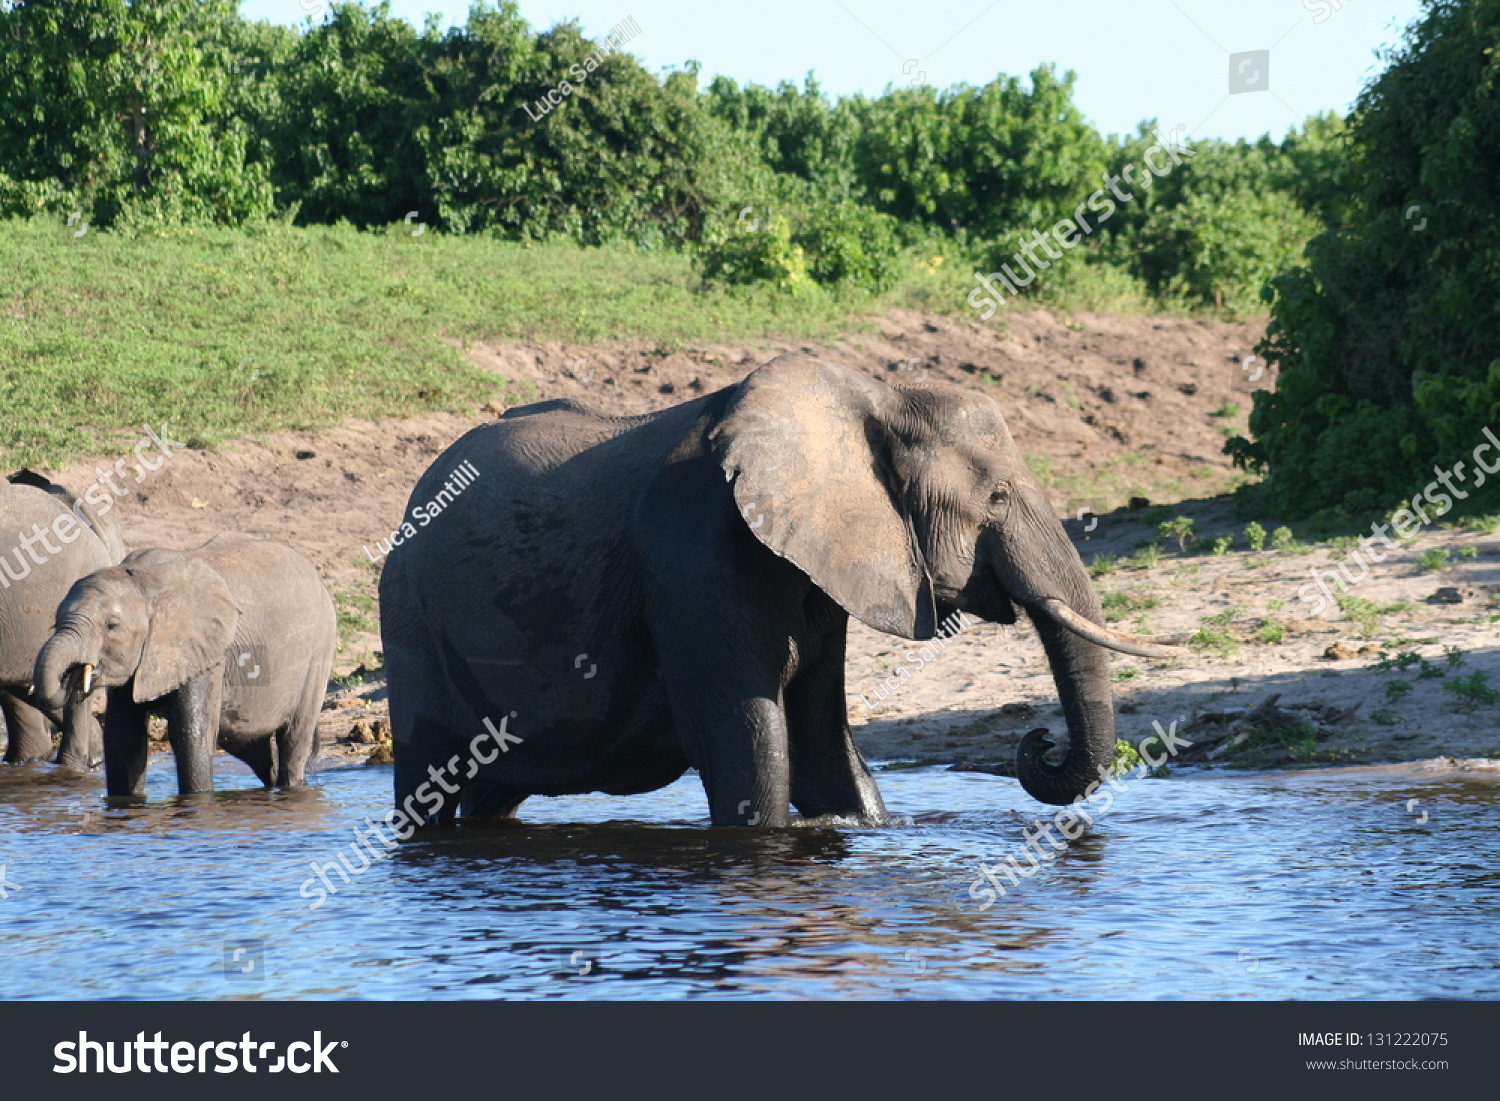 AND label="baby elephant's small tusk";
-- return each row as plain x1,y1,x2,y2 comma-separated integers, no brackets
80,664,94,695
